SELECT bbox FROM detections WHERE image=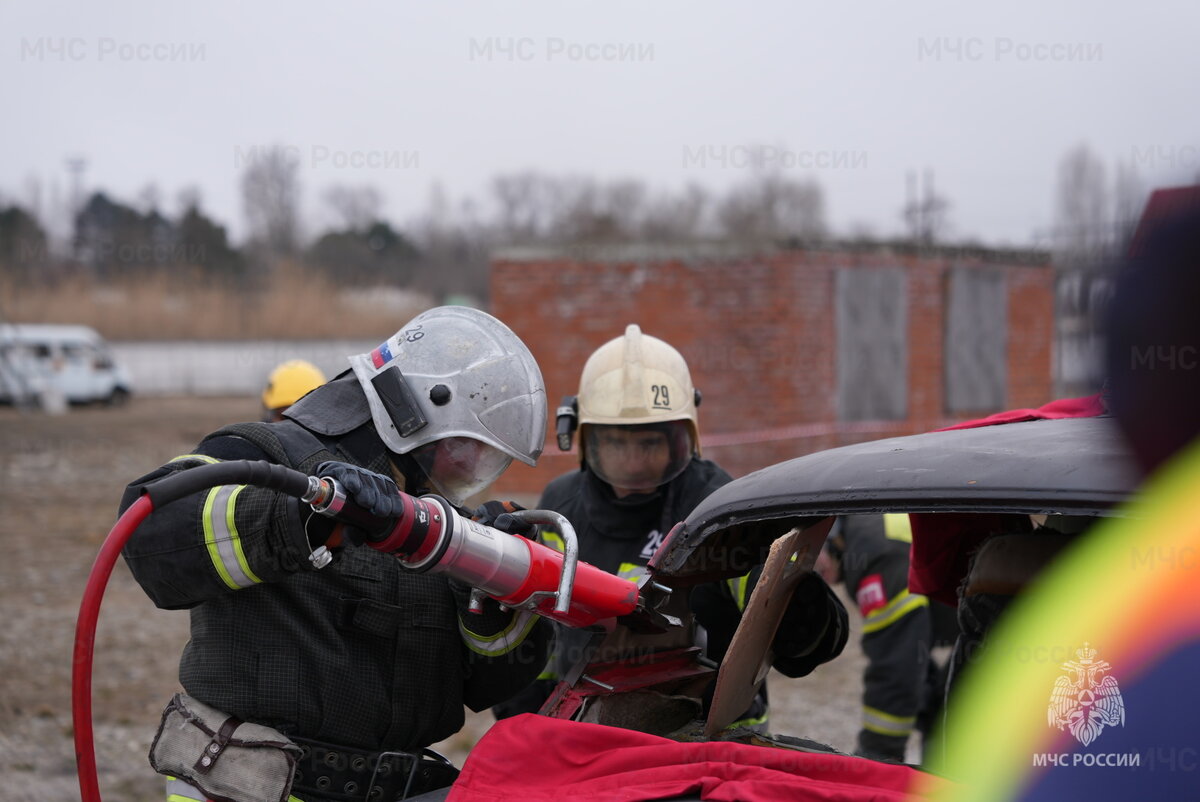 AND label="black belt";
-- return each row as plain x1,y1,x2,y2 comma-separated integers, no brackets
290,738,460,802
